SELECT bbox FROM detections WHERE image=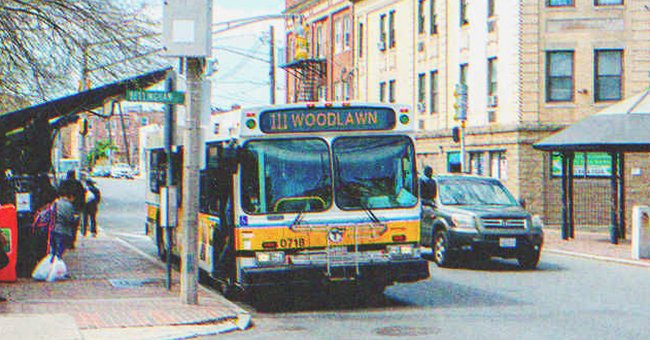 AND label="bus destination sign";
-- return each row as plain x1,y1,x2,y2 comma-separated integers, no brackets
259,107,396,133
